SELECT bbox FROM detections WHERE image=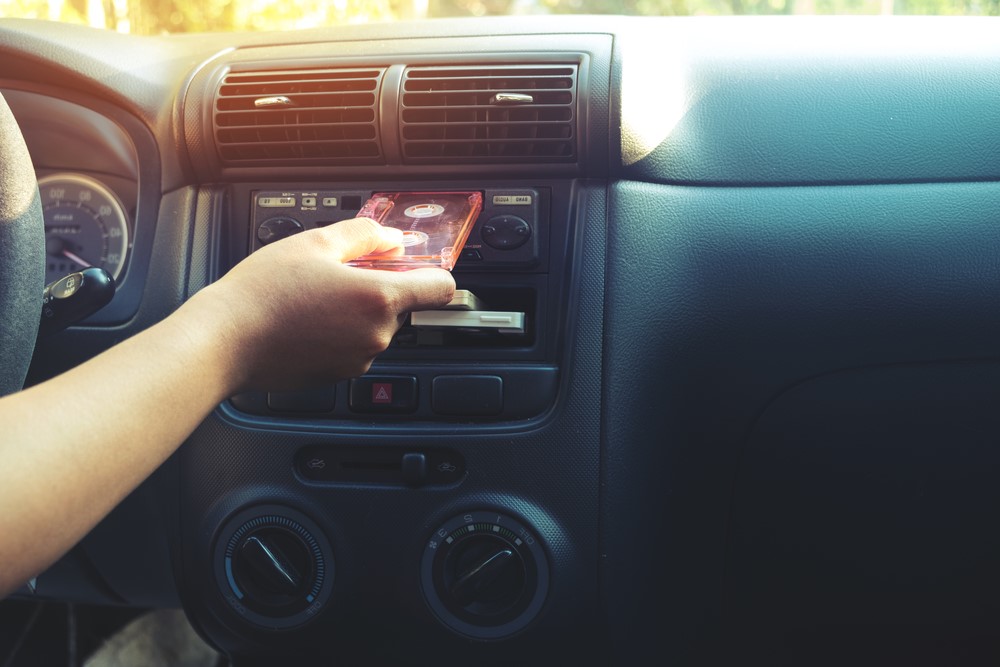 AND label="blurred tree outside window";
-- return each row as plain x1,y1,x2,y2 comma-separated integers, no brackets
0,0,996,33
